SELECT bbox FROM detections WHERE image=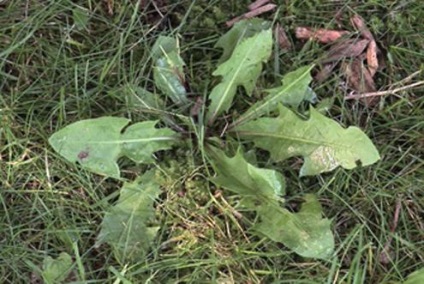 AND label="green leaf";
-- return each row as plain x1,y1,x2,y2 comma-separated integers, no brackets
215,18,270,62
121,120,178,164
208,148,333,259
234,105,380,176
72,6,89,31
206,29,273,124
42,252,73,284
404,268,424,284
49,118,178,178
124,85,165,111
49,117,129,178
255,194,334,259
96,170,161,262
152,36,188,105
152,36,178,60
208,147,285,205
234,65,314,126
265,65,315,108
